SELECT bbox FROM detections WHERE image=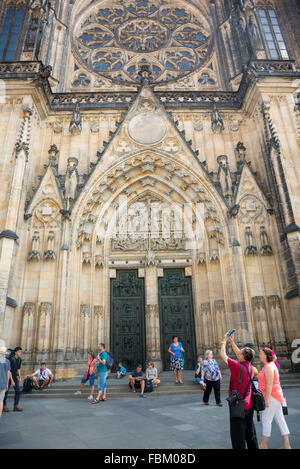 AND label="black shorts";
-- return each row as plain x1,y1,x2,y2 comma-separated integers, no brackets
129,380,142,389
